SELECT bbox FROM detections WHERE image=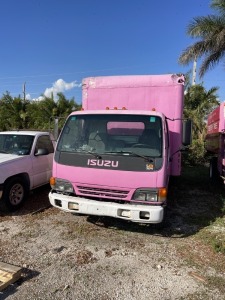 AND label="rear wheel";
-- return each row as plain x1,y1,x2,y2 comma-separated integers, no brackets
209,157,219,181
0,177,29,212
